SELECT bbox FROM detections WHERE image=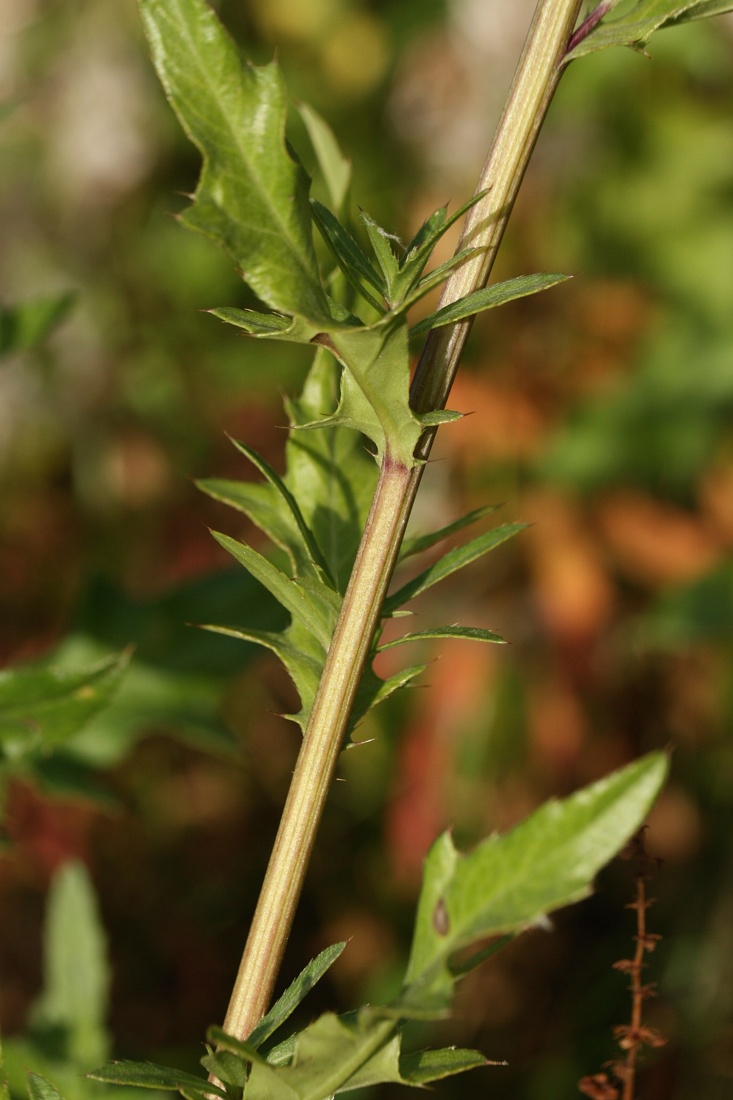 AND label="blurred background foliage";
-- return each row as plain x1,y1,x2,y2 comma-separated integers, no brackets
1,1,733,1098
